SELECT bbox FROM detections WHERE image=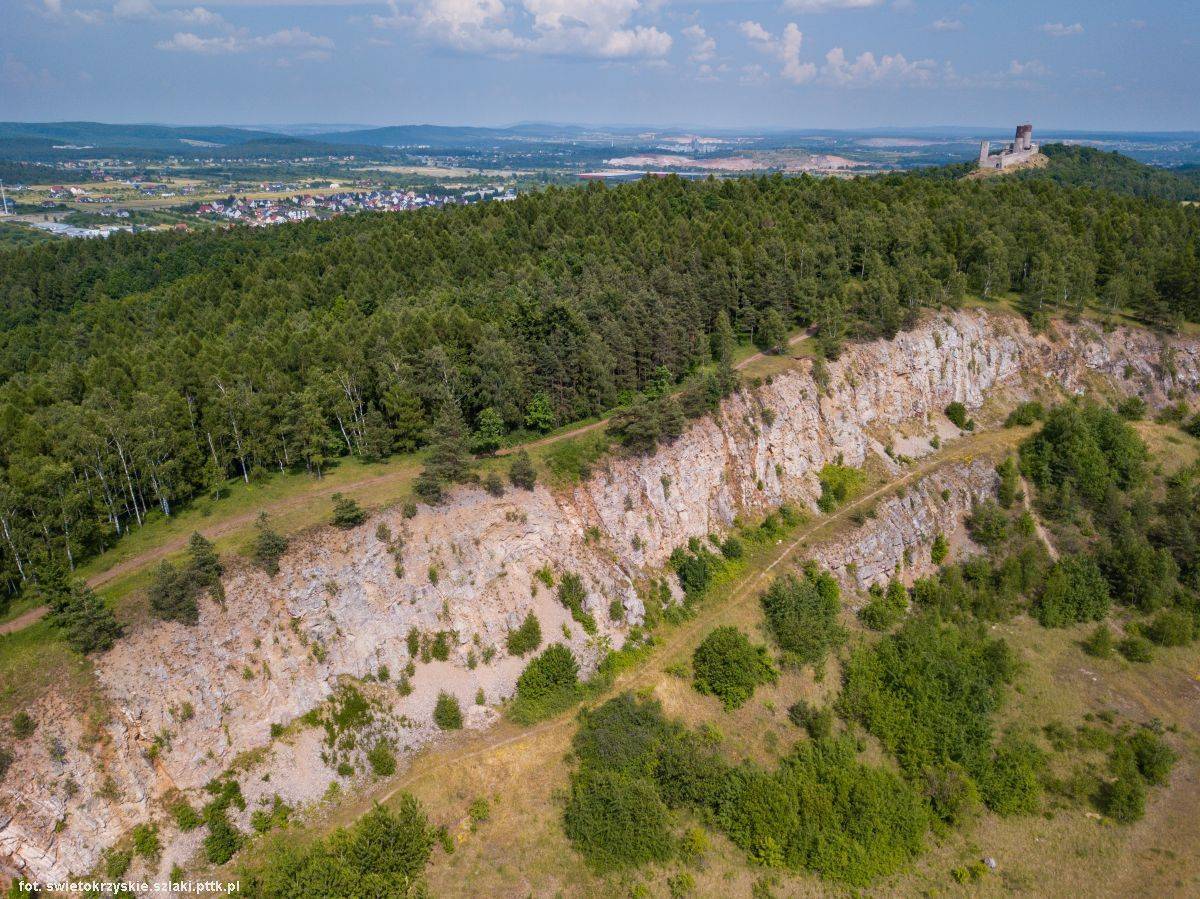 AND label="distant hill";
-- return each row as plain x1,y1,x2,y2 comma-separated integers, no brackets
0,121,282,151
312,124,537,148
1015,144,1200,201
